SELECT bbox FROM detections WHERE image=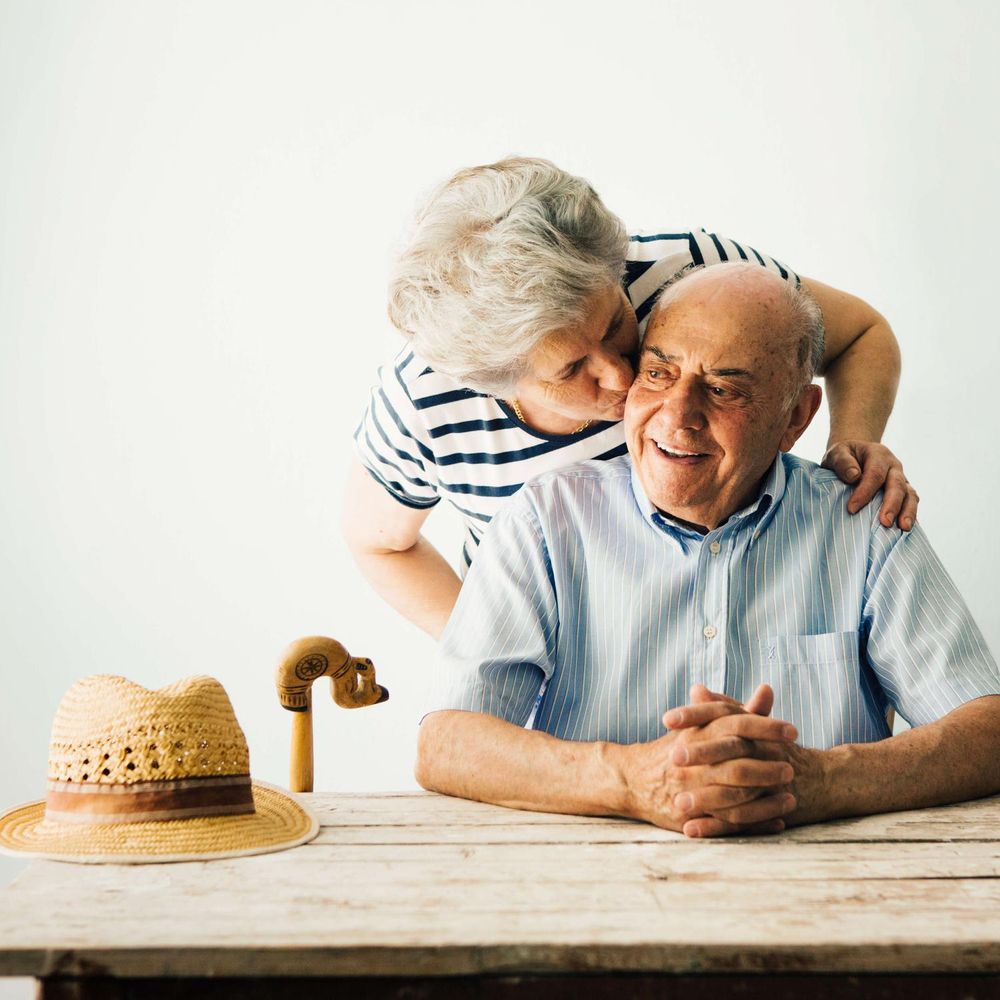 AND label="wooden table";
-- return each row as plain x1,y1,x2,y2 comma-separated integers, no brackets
1,791,999,999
